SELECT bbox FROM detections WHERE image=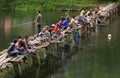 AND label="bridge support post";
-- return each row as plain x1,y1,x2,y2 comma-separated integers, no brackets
46,45,54,58
32,52,40,66
95,18,99,33
13,62,22,77
0,70,2,78
115,6,118,15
